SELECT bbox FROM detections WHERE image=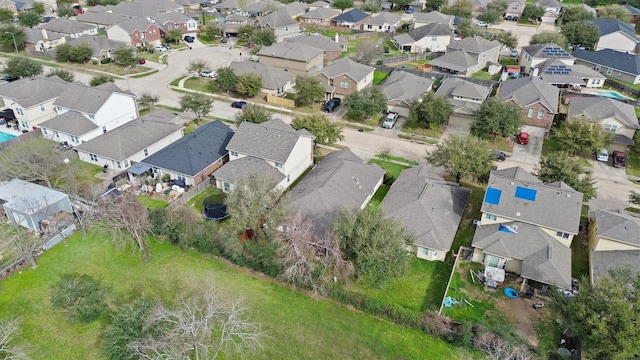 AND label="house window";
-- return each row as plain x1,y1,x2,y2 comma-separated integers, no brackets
433,250,438,257
89,154,98,161
340,81,349,88
595,79,601,84
556,231,570,239
431,36,437,41
71,135,78,143
367,24,372,29
275,162,283,168
230,151,238,157
89,115,95,120
485,213,497,220
604,123,618,132
168,24,173,30
40,104,45,111
511,4,518,9
537,110,544,119
487,255,500,267
16,108,23,116
21,120,27,128
527,109,535,118
594,65,601,71
43,128,47,134
422,248,429,256
56,106,62,112
285,26,289,32
223,181,231,192
54,131,59,138
606,68,612,75
482,52,487,58
116,161,122,169
102,126,107,133
144,149,149,156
